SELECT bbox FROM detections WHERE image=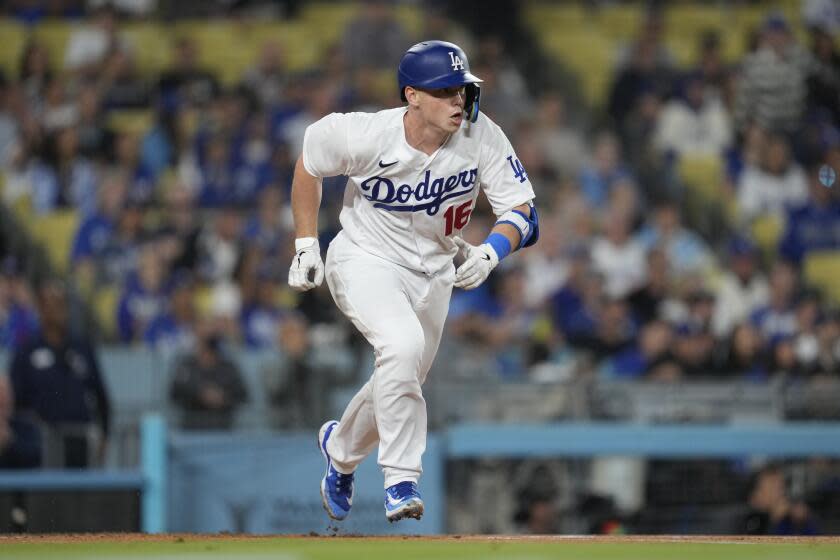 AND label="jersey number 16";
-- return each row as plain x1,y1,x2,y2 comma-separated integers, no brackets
444,200,474,236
